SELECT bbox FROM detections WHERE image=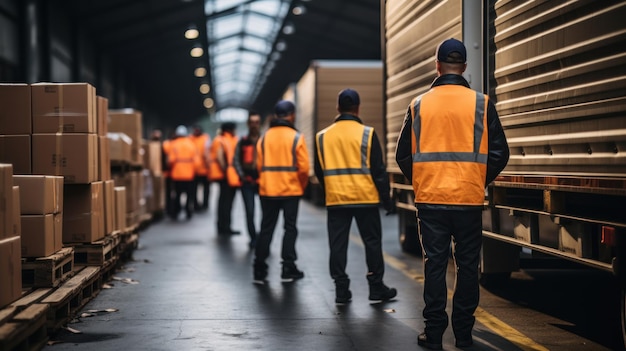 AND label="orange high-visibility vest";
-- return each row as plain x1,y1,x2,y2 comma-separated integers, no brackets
316,120,379,206
257,126,309,197
162,140,172,178
209,132,239,185
168,136,198,181
410,84,488,206
190,133,210,176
